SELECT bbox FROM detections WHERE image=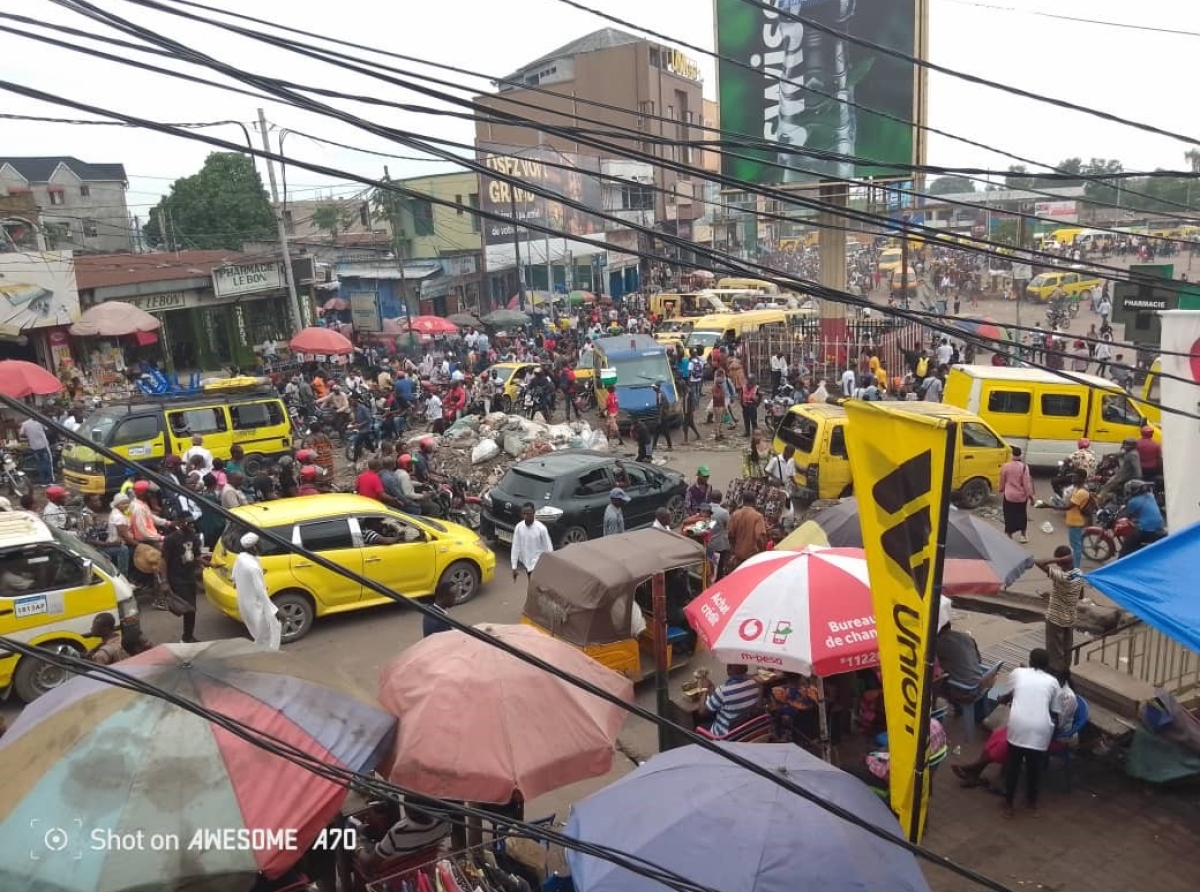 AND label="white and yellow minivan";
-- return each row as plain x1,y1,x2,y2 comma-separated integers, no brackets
943,365,1160,466
0,511,139,701
686,310,788,363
